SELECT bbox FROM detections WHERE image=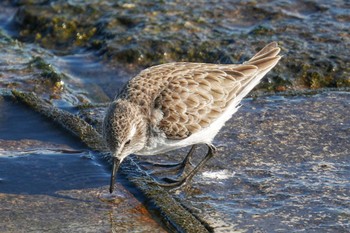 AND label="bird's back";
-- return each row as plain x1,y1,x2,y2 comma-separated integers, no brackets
117,42,281,141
